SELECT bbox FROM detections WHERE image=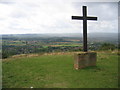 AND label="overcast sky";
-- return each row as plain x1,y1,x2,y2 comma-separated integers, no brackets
0,0,118,34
